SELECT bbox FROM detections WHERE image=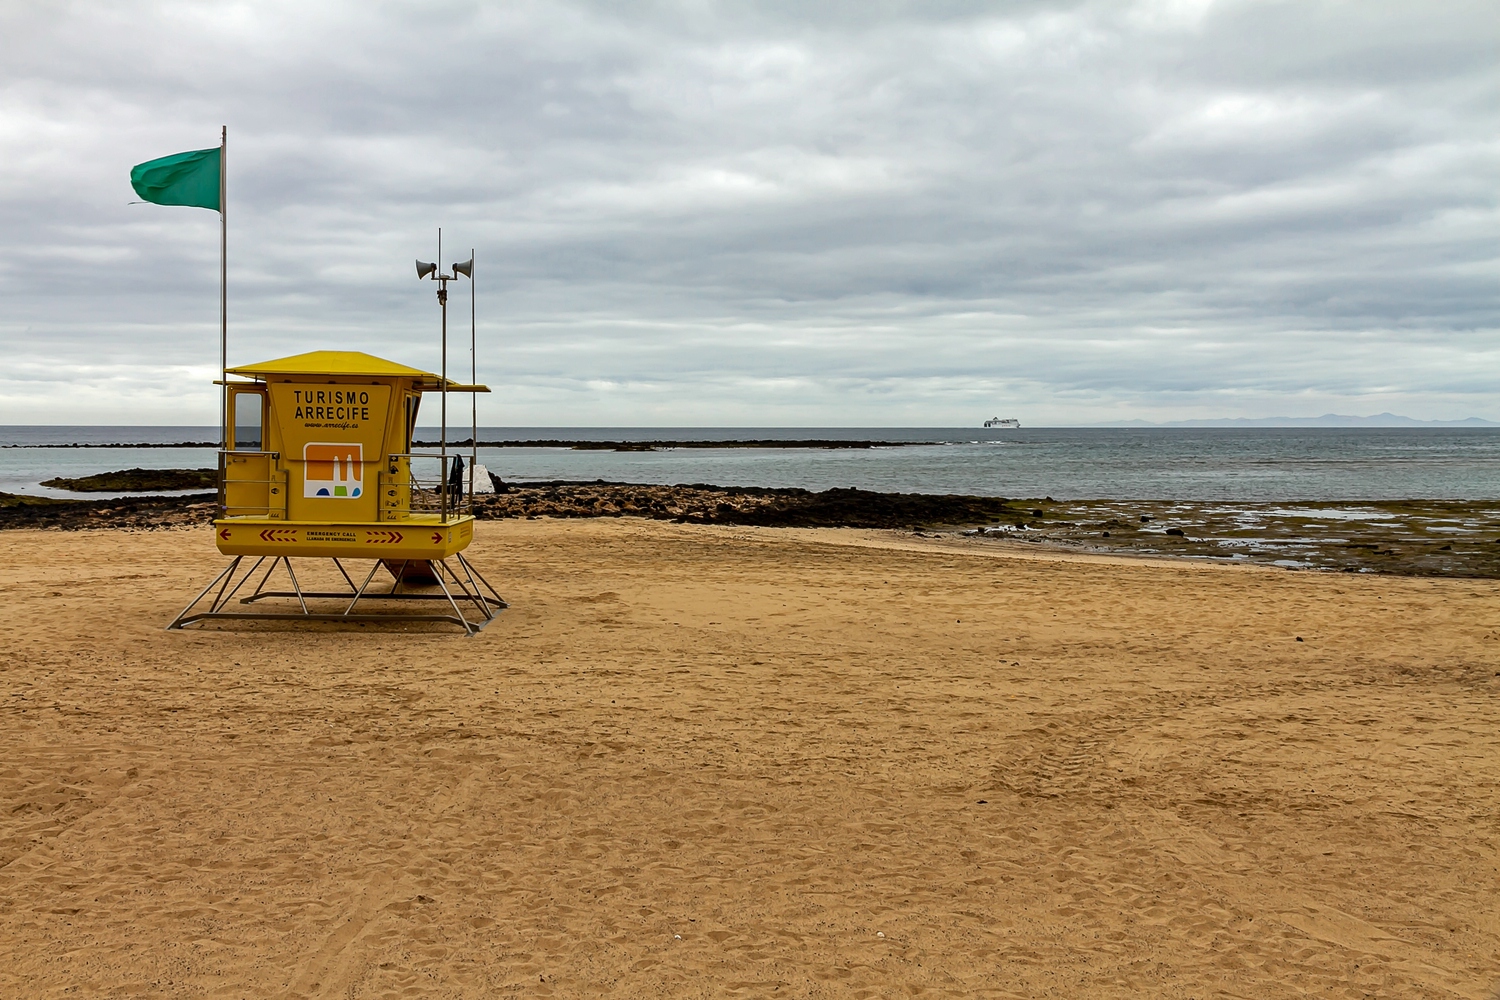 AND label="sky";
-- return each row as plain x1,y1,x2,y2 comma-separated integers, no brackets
1,0,1496,427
